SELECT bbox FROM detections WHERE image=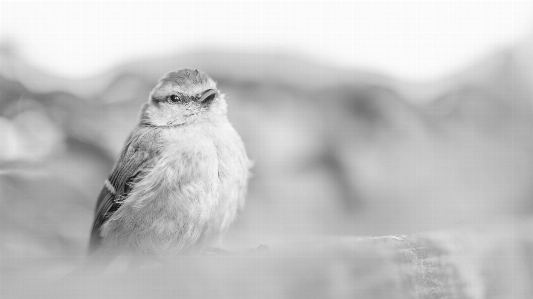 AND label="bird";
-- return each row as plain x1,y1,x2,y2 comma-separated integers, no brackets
88,68,251,263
